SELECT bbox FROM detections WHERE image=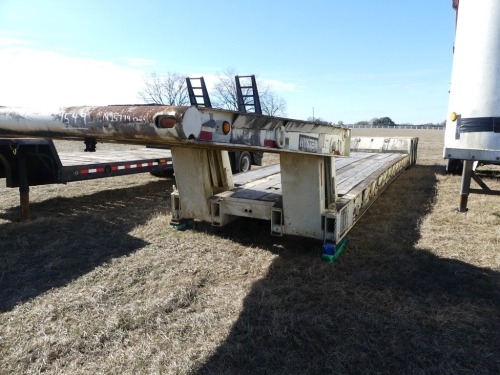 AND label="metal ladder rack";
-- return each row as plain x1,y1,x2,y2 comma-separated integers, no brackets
235,75,262,114
186,77,212,108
